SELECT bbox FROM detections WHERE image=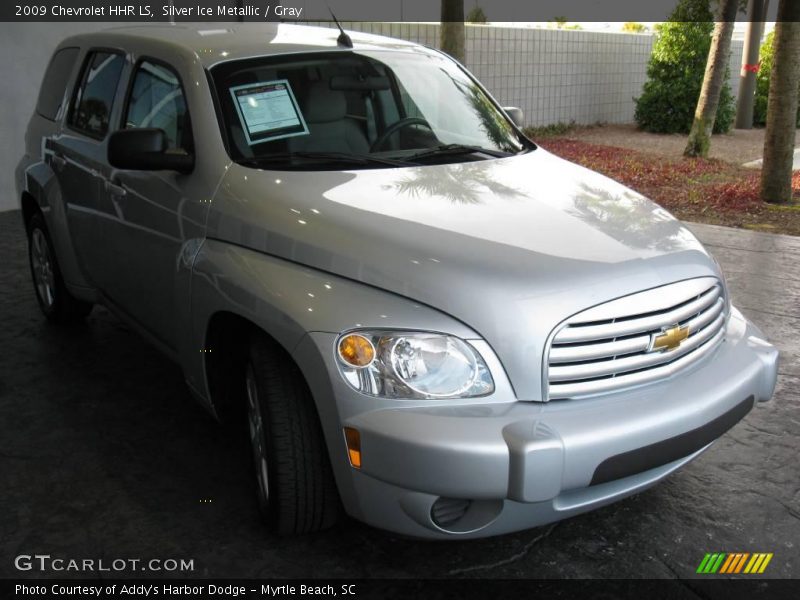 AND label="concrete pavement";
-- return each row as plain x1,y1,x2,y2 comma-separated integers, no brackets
742,147,800,170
